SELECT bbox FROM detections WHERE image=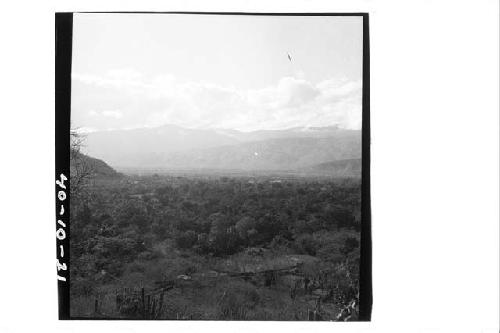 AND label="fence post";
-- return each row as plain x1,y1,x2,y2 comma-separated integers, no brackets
115,290,122,312
146,295,151,319
307,309,313,320
141,288,145,318
157,291,165,319
151,298,156,319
